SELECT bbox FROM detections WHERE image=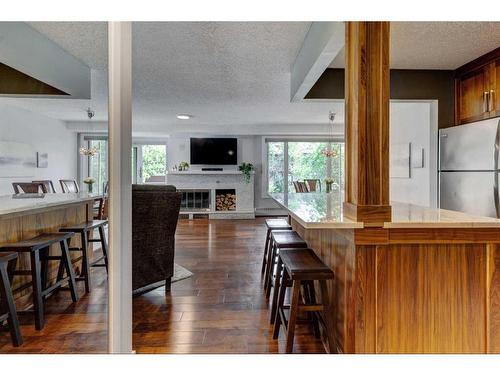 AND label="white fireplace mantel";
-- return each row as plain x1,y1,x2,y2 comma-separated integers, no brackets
165,170,255,219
